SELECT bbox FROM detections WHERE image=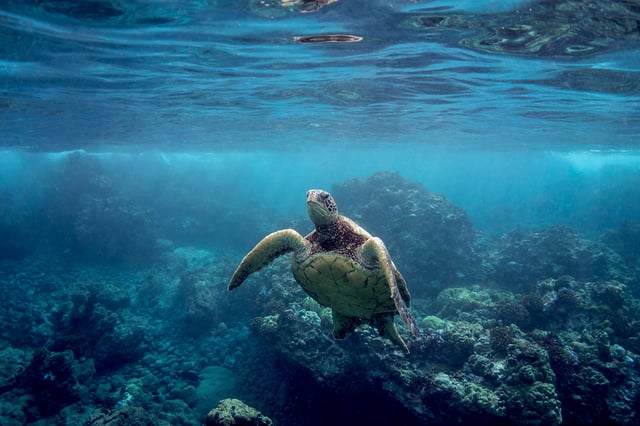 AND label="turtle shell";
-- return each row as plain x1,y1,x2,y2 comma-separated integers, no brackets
292,253,396,319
